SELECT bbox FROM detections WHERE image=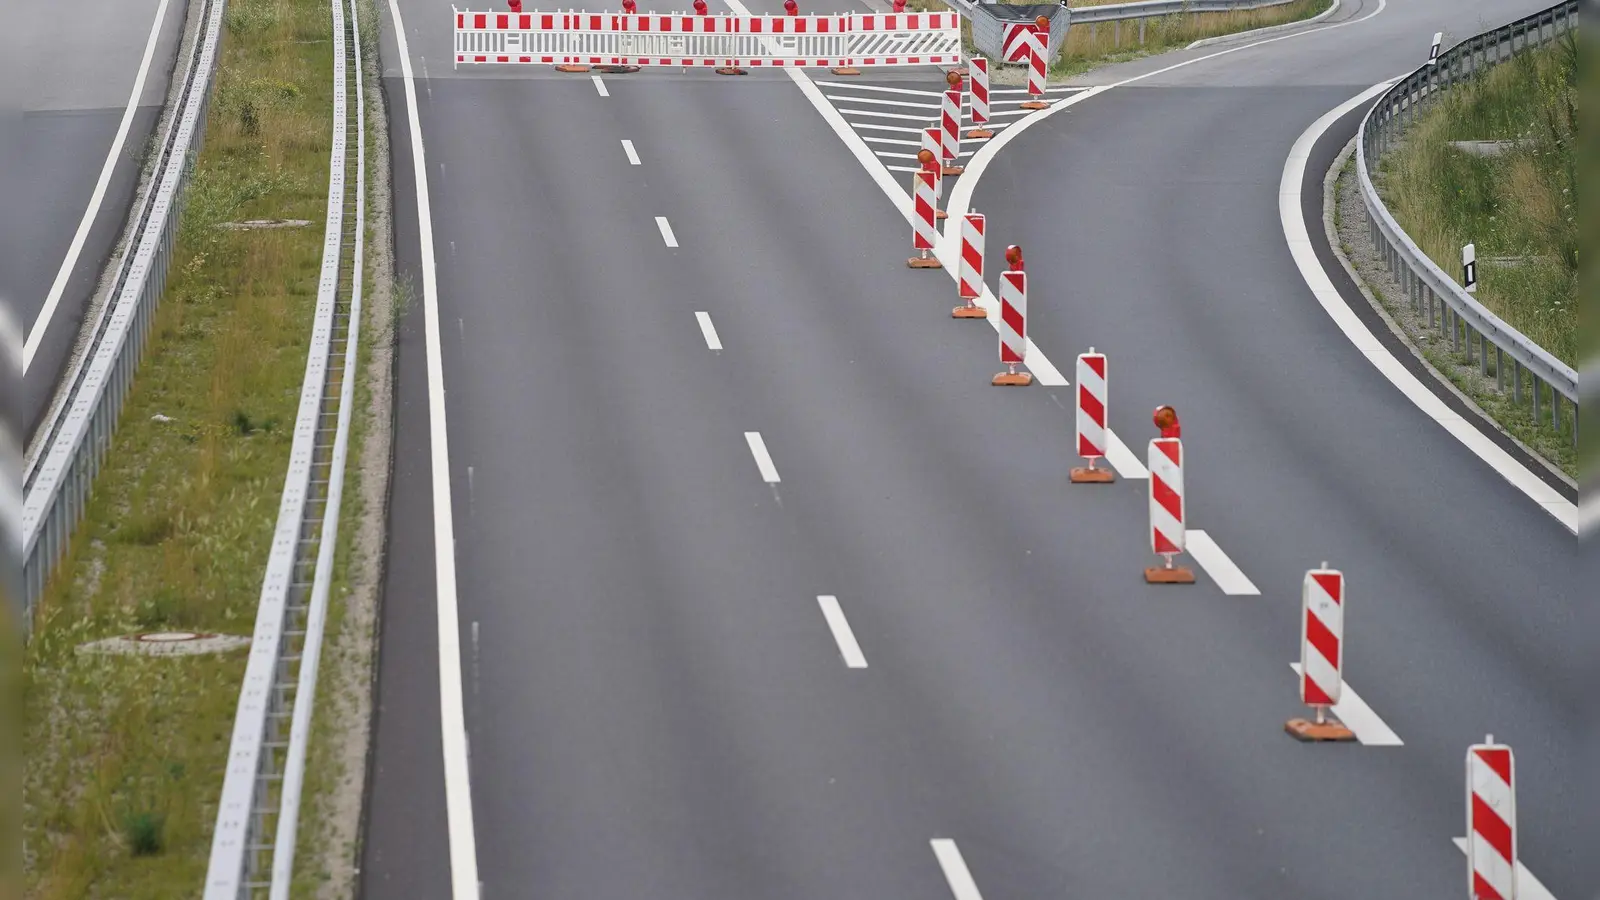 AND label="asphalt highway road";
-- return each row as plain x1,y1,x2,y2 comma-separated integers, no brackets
2,0,190,439
364,0,1586,896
